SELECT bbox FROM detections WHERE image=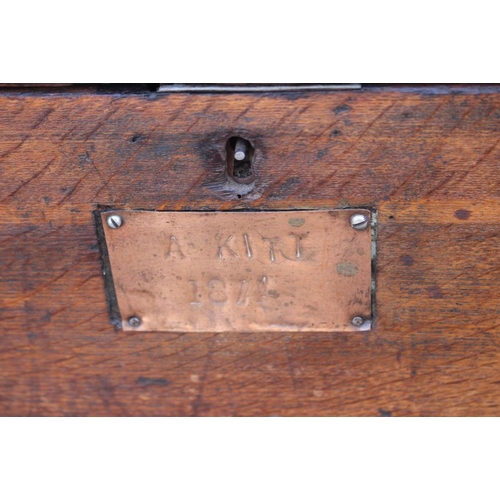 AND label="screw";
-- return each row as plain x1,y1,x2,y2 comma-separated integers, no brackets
128,316,142,328
107,215,123,229
351,316,365,327
350,213,369,230
234,138,247,161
